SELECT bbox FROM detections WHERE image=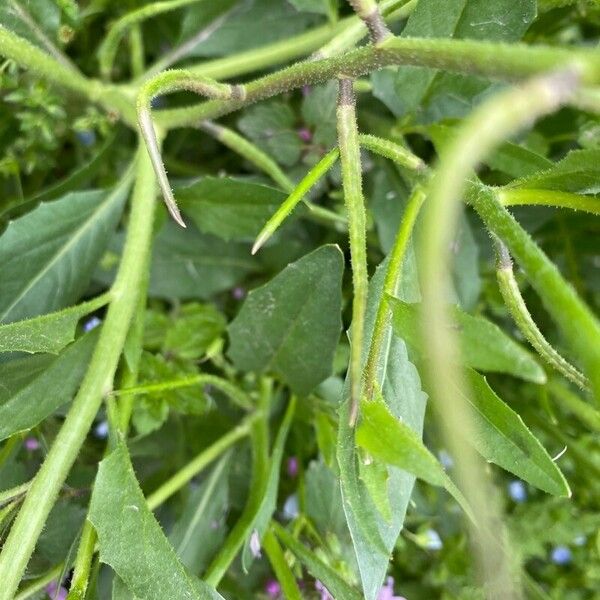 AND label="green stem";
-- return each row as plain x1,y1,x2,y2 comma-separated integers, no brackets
252,148,340,254
114,373,252,411
473,185,600,401
0,481,30,506
65,522,96,600
146,413,259,510
420,71,580,598
347,0,392,44
156,37,600,129
547,379,600,432
337,79,368,427
0,147,157,600
497,188,600,215
363,184,426,398
98,0,209,79
494,241,590,392
137,70,242,226
14,563,64,600
263,527,303,600
200,121,294,192
128,25,145,78
359,133,425,171
204,379,272,587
